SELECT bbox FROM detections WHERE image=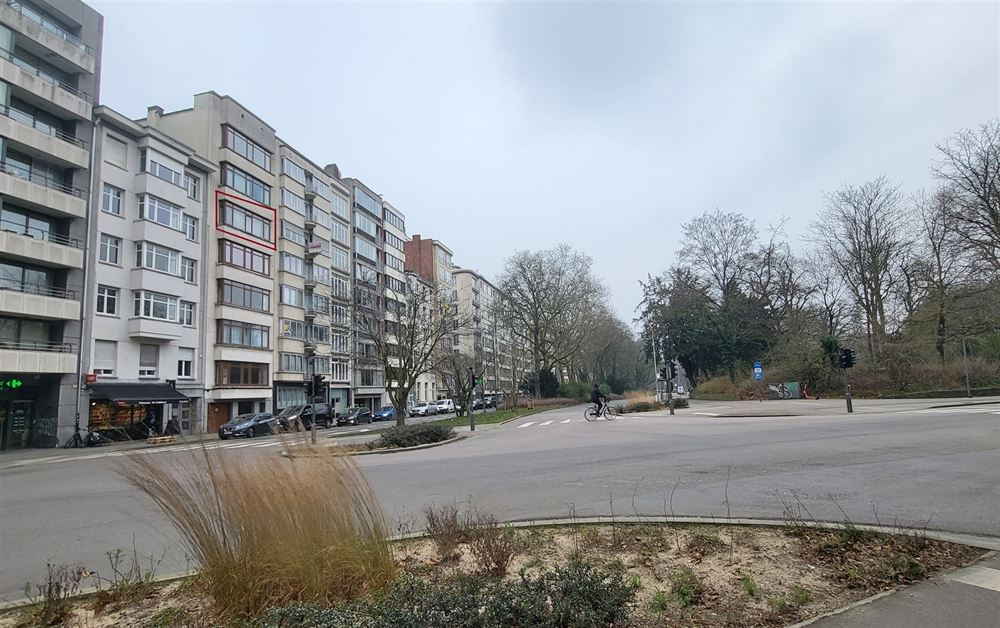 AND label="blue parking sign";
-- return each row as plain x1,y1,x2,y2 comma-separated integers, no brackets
753,361,763,381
